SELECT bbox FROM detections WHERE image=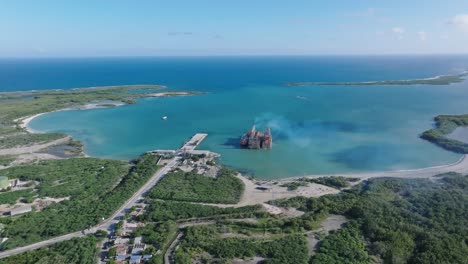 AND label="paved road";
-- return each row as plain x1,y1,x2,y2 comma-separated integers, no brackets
2,153,467,259
0,157,179,259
